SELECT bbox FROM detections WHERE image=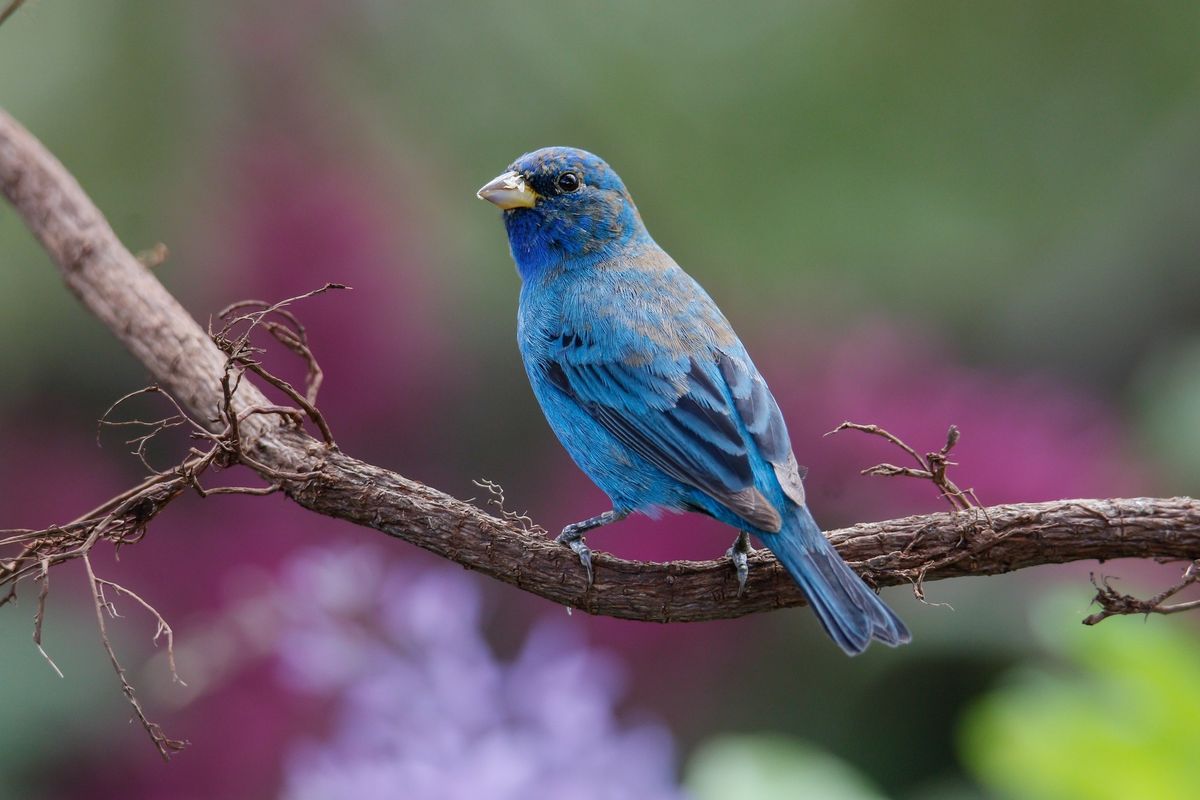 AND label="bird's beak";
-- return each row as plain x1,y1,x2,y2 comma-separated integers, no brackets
476,171,537,209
